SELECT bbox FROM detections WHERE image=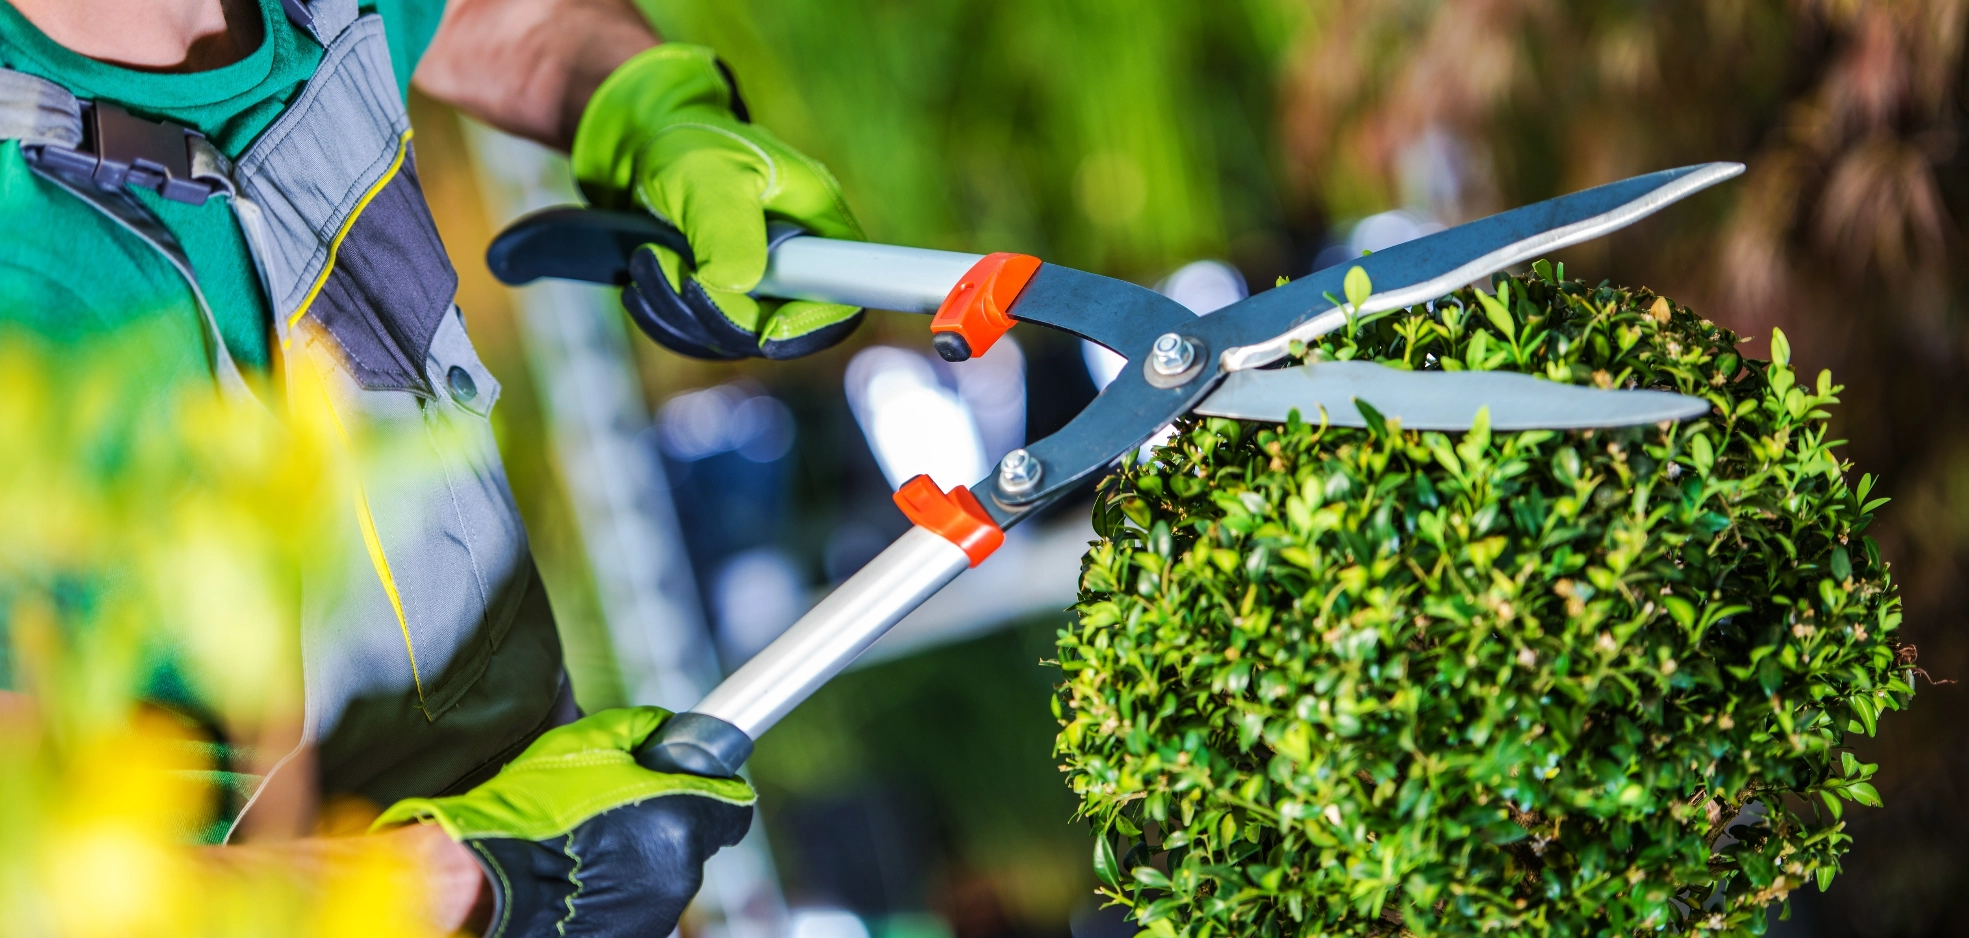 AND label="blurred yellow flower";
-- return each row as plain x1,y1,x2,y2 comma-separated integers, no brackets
0,327,438,936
